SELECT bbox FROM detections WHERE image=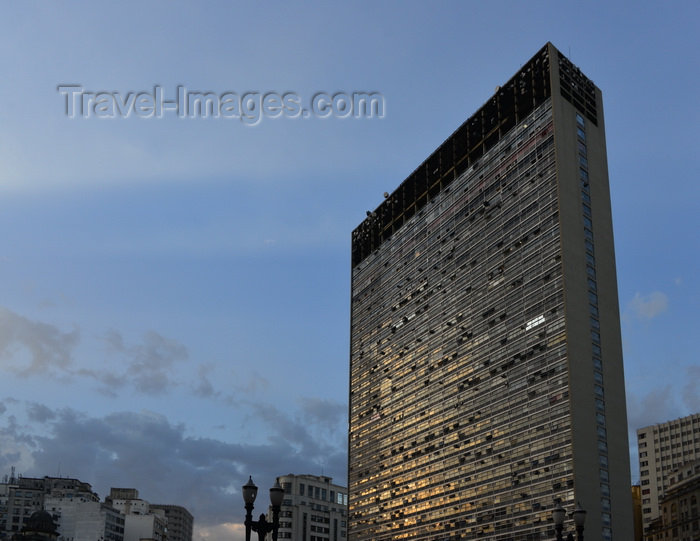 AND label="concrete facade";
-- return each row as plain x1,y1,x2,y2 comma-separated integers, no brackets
274,474,348,541
637,413,700,530
644,459,700,541
149,506,192,541
44,496,124,541
123,514,167,541
0,477,97,537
